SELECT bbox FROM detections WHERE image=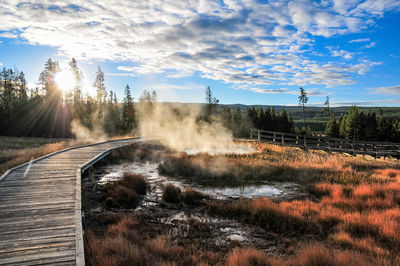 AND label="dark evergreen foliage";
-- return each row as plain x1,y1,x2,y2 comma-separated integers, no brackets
0,59,137,138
